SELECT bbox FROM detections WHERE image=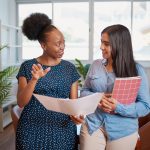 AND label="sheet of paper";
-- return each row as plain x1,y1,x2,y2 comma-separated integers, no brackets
33,93,103,116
